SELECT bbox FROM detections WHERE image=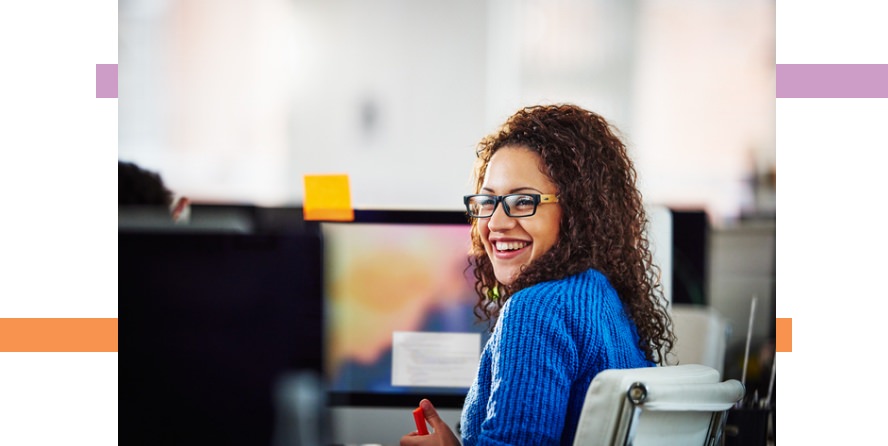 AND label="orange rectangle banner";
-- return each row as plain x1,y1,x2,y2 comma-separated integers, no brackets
0,318,118,352
775,318,792,352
